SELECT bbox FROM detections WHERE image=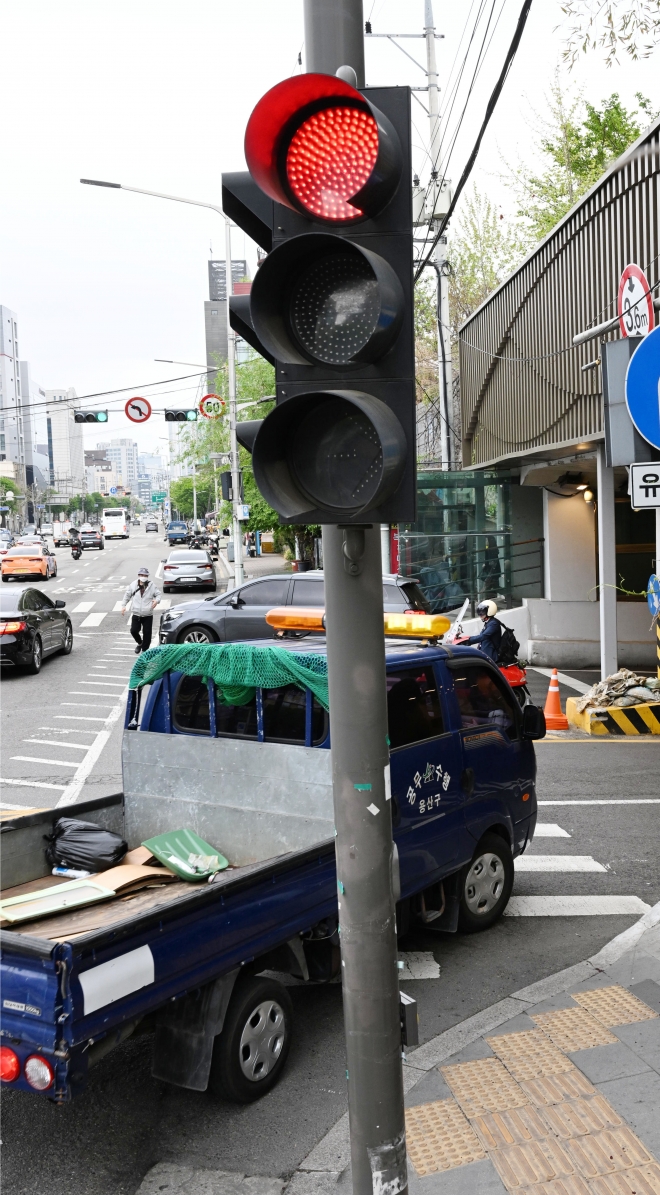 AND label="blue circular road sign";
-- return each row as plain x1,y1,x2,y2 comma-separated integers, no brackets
648,574,660,619
625,326,660,451
109,486,117,495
